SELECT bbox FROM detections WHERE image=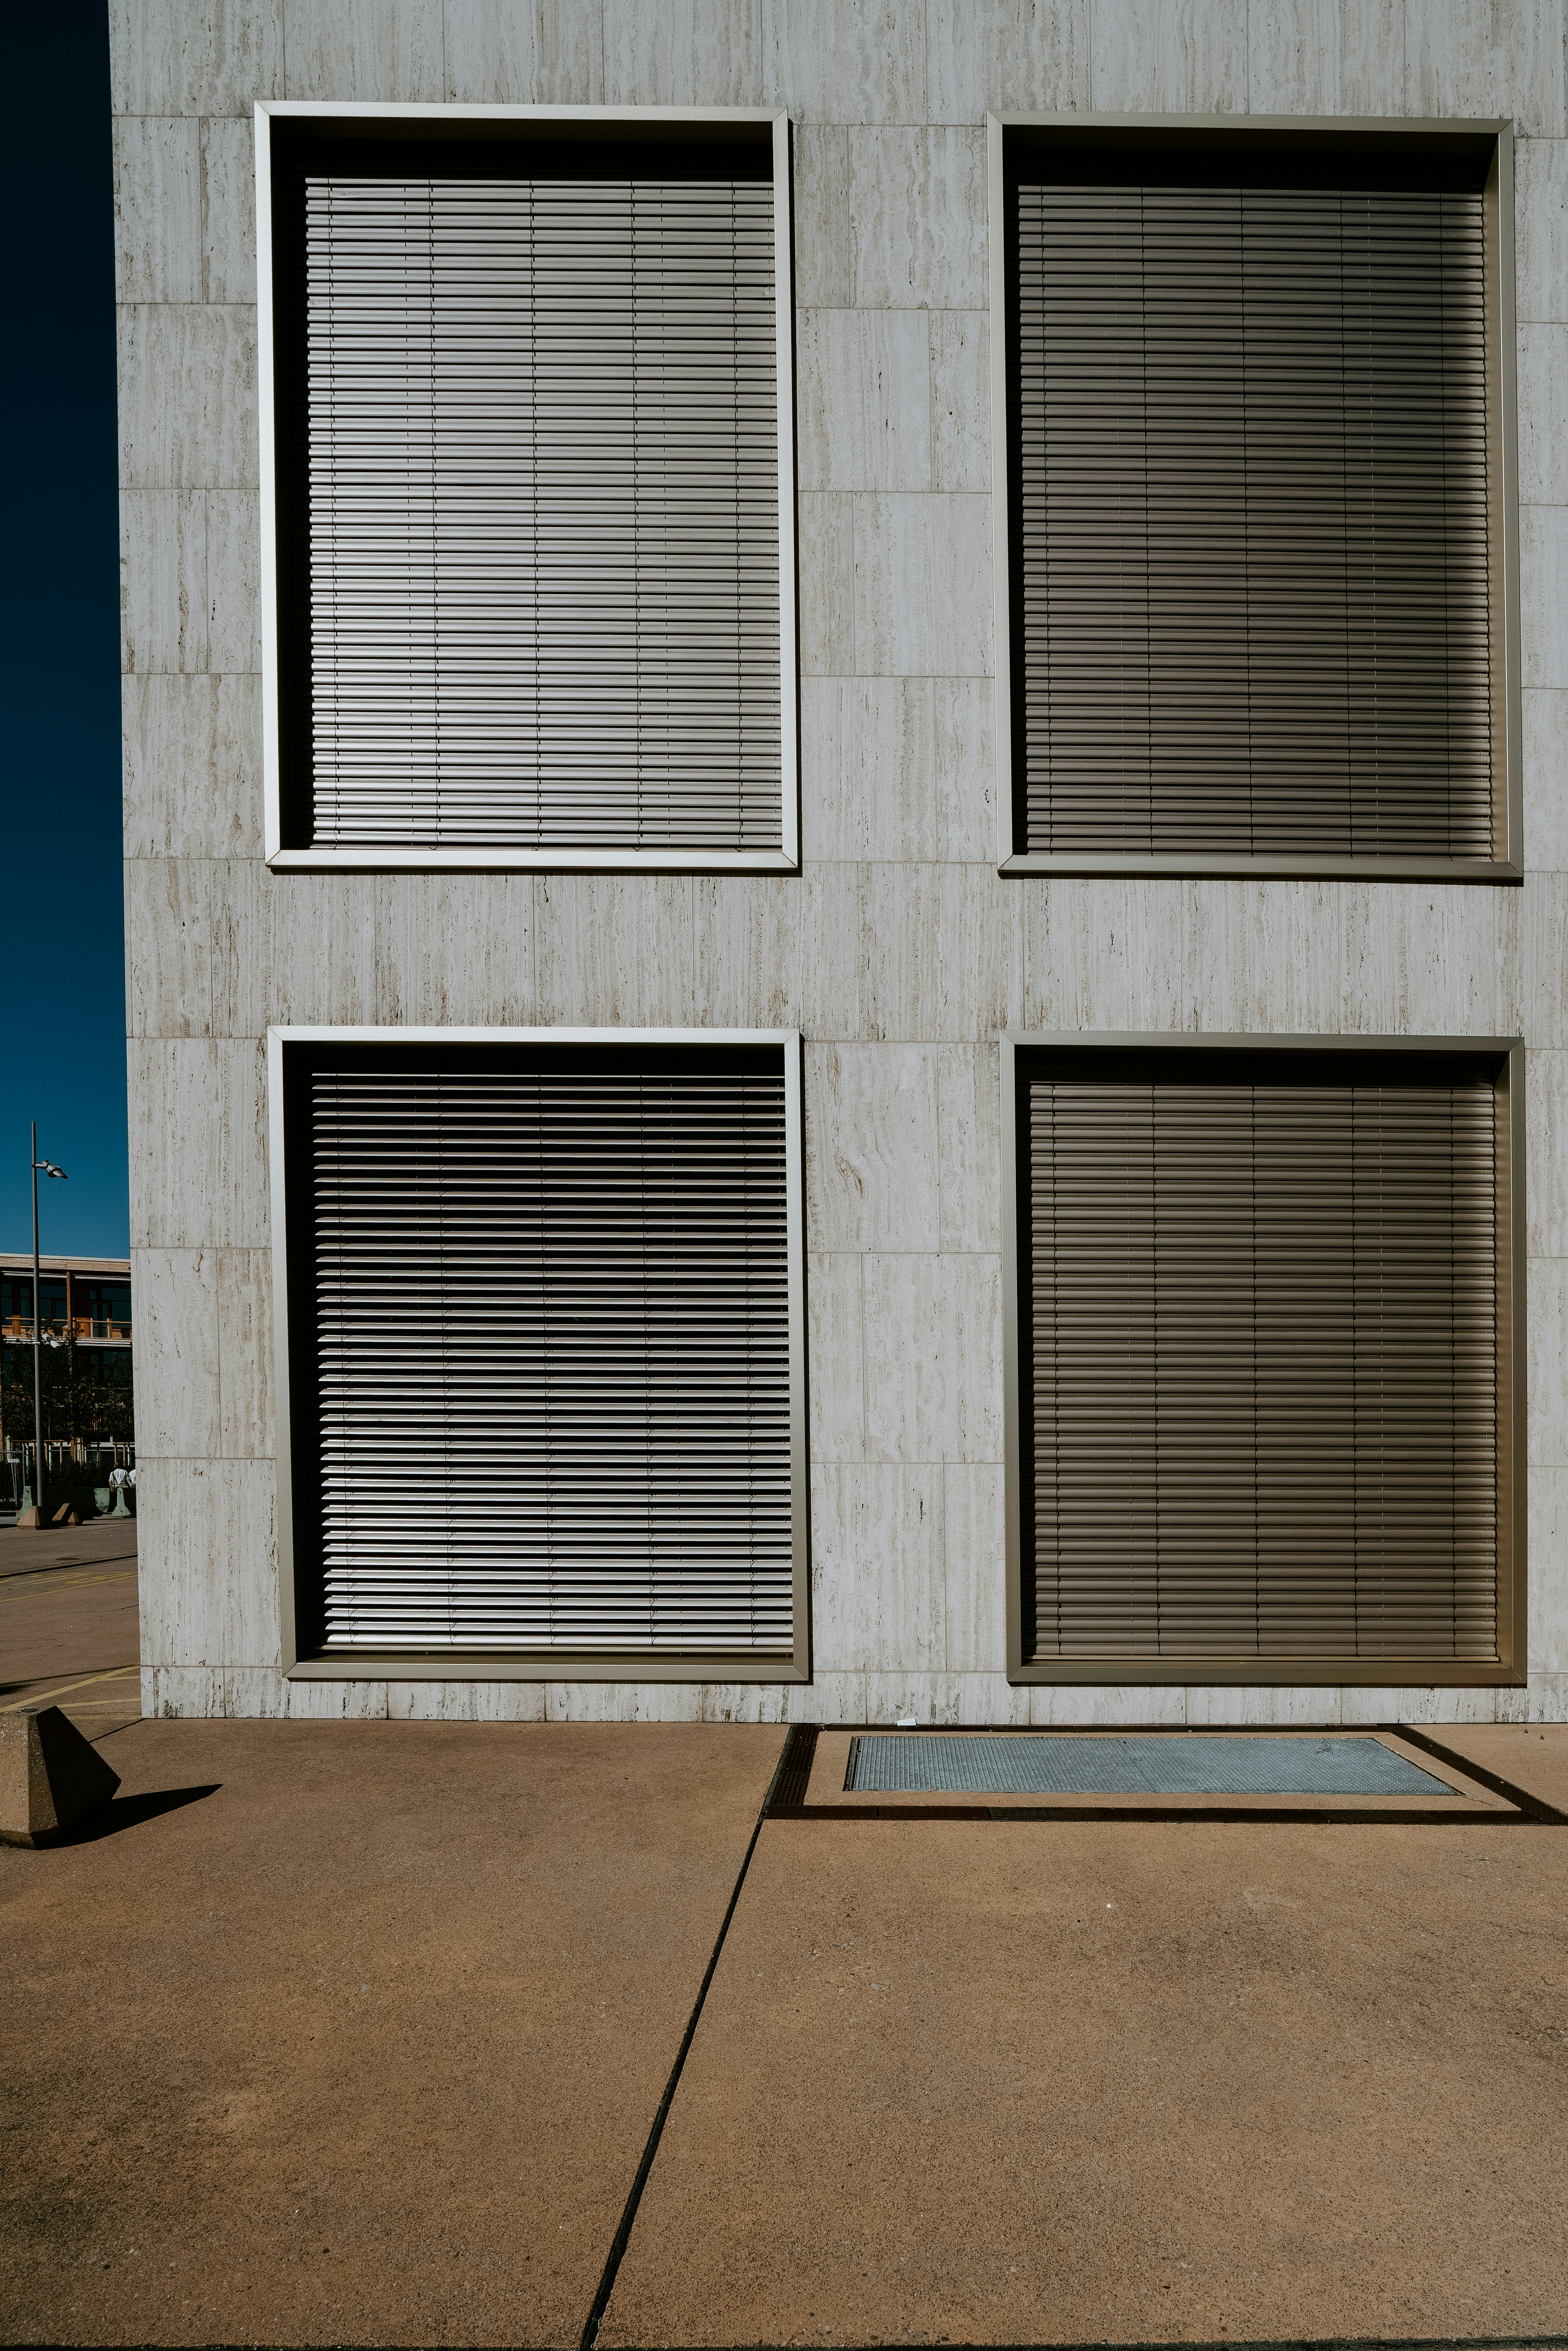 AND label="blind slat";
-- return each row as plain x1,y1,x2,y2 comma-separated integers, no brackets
302,175,783,852
1013,179,1494,859
298,1057,795,1654
1024,1066,1501,1663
